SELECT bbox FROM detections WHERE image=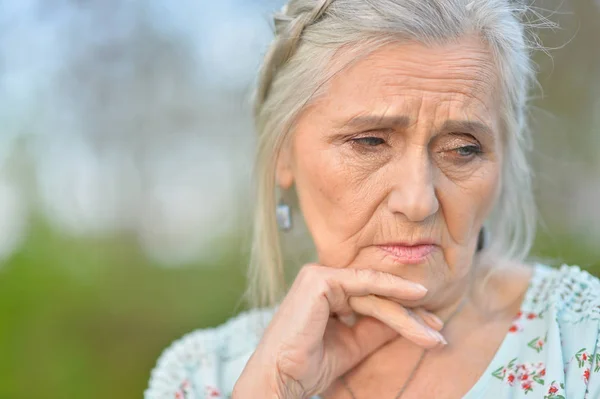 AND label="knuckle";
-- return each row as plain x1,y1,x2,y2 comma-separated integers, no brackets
354,267,387,284
297,263,320,281
297,263,329,291
353,267,374,280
